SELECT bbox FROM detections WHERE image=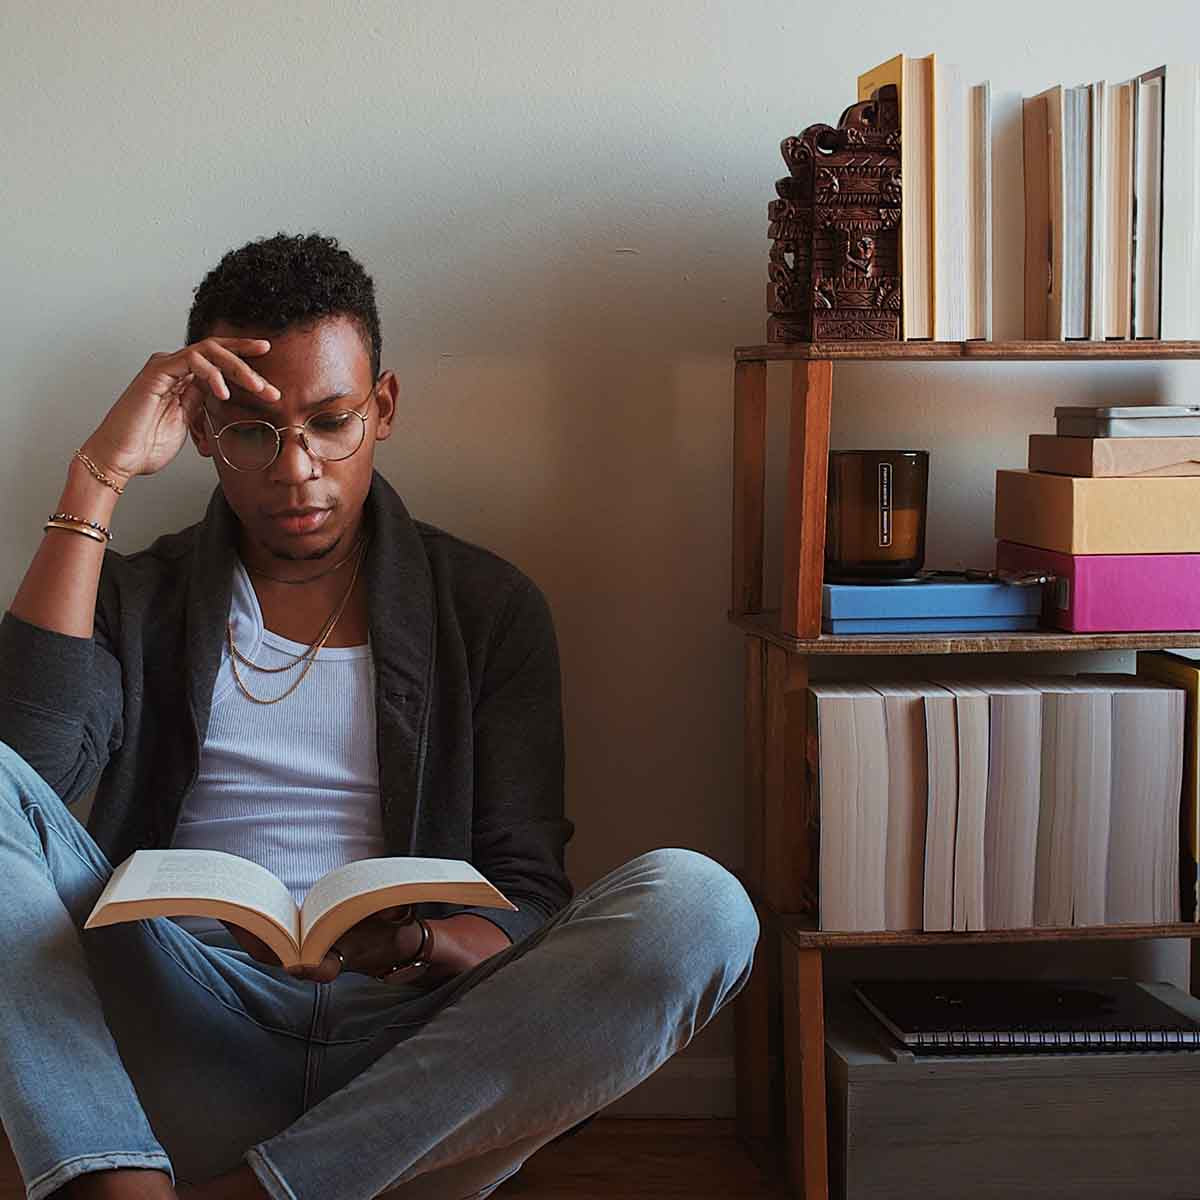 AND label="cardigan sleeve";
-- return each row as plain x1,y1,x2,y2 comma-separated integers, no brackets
0,607,124,806
449,573,574,945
